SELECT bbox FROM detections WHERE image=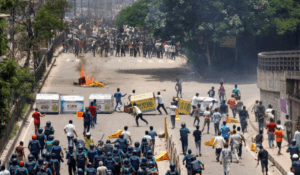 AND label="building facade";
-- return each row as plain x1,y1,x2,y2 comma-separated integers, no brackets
257,51,300,136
